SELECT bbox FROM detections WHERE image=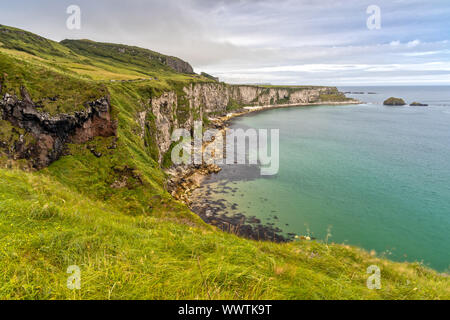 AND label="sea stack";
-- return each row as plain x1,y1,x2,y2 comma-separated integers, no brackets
384,97,406,106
